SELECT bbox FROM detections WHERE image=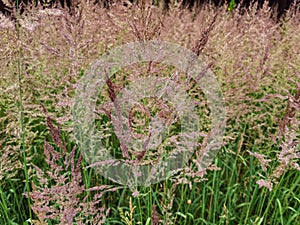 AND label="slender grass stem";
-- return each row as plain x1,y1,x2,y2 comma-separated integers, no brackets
16,15,32,220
